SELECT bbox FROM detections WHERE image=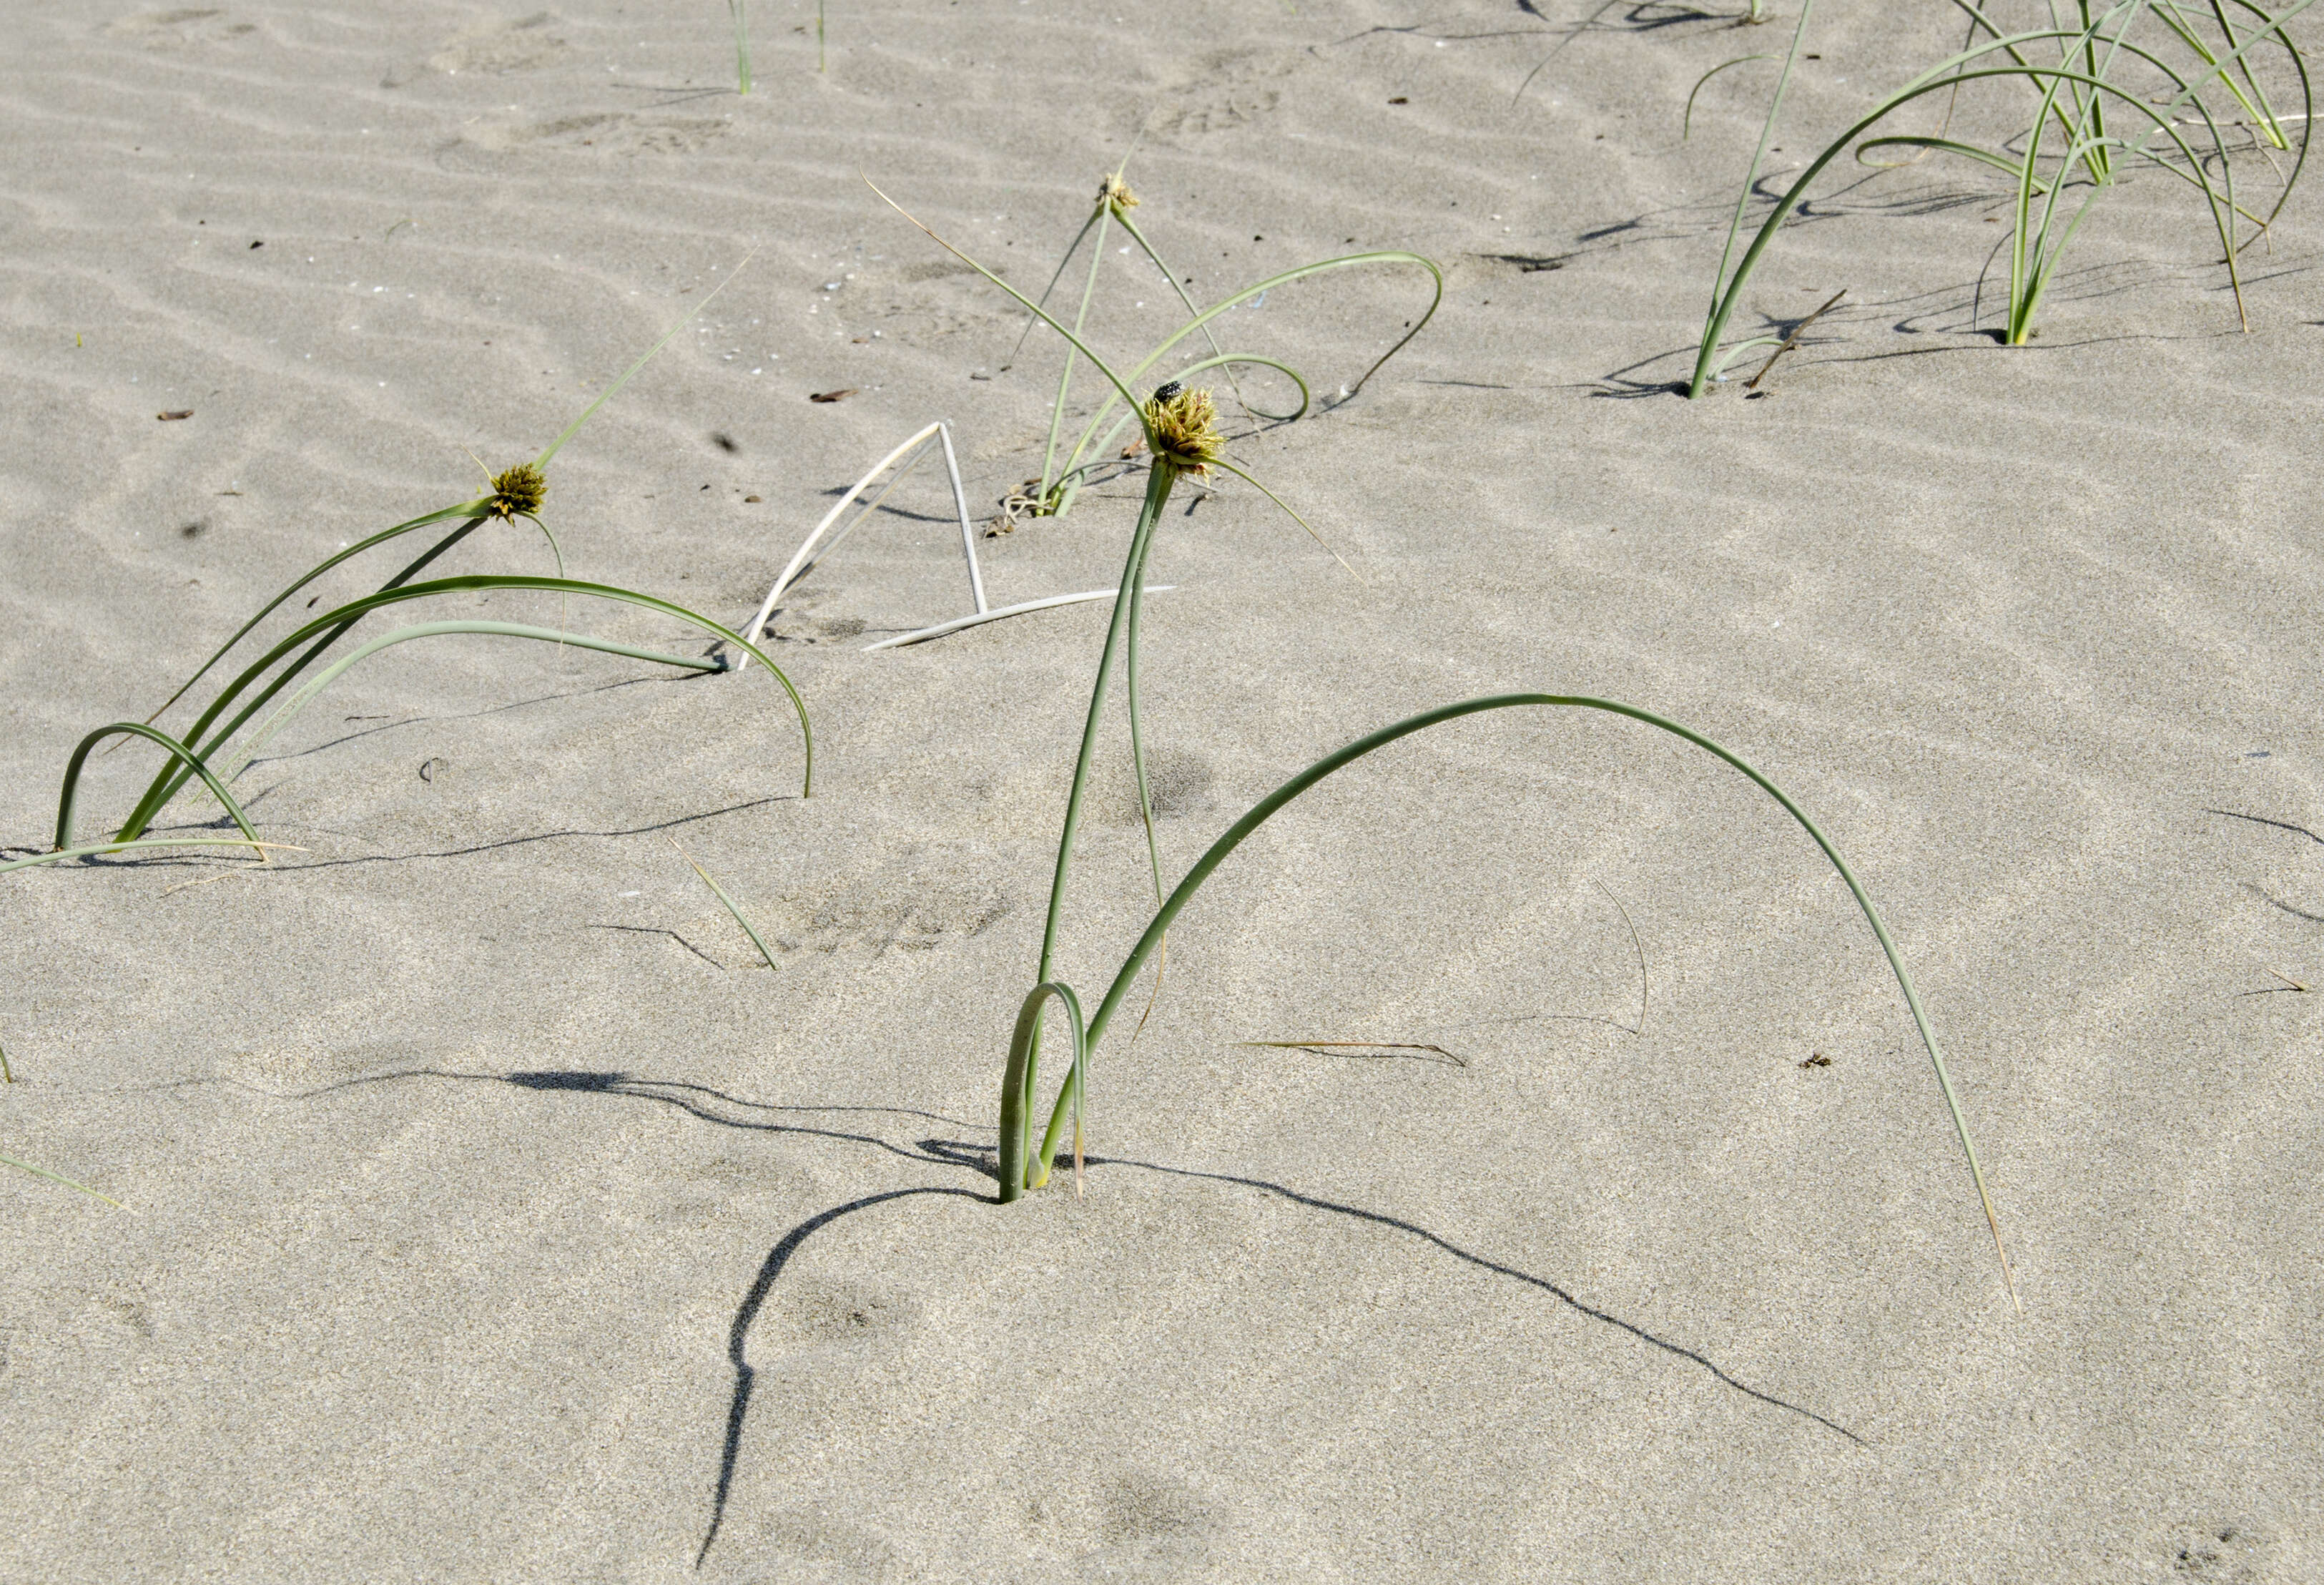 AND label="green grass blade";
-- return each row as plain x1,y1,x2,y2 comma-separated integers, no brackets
534,251,756,468
1685,55,1781,140
1039,202,1116,502
1053,251,1446,489
730,0,752,94
1857,135,2045,185
998,981,1085,1202
1708,1,1816,325
222,620,720,784
1,837,292,877
1115,211,1286,421
870,177,1442,466
1208,458,1361,582
1052,353,1310,516
54,722,262,854
1,1152,128,1210
672,837,781,970
868,177,1163,449
1690,29,2284,392
1033,692,2022,1312
110,576,810,841
1033,464,1176,990
137,505,489,730
1005,202,1106,371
